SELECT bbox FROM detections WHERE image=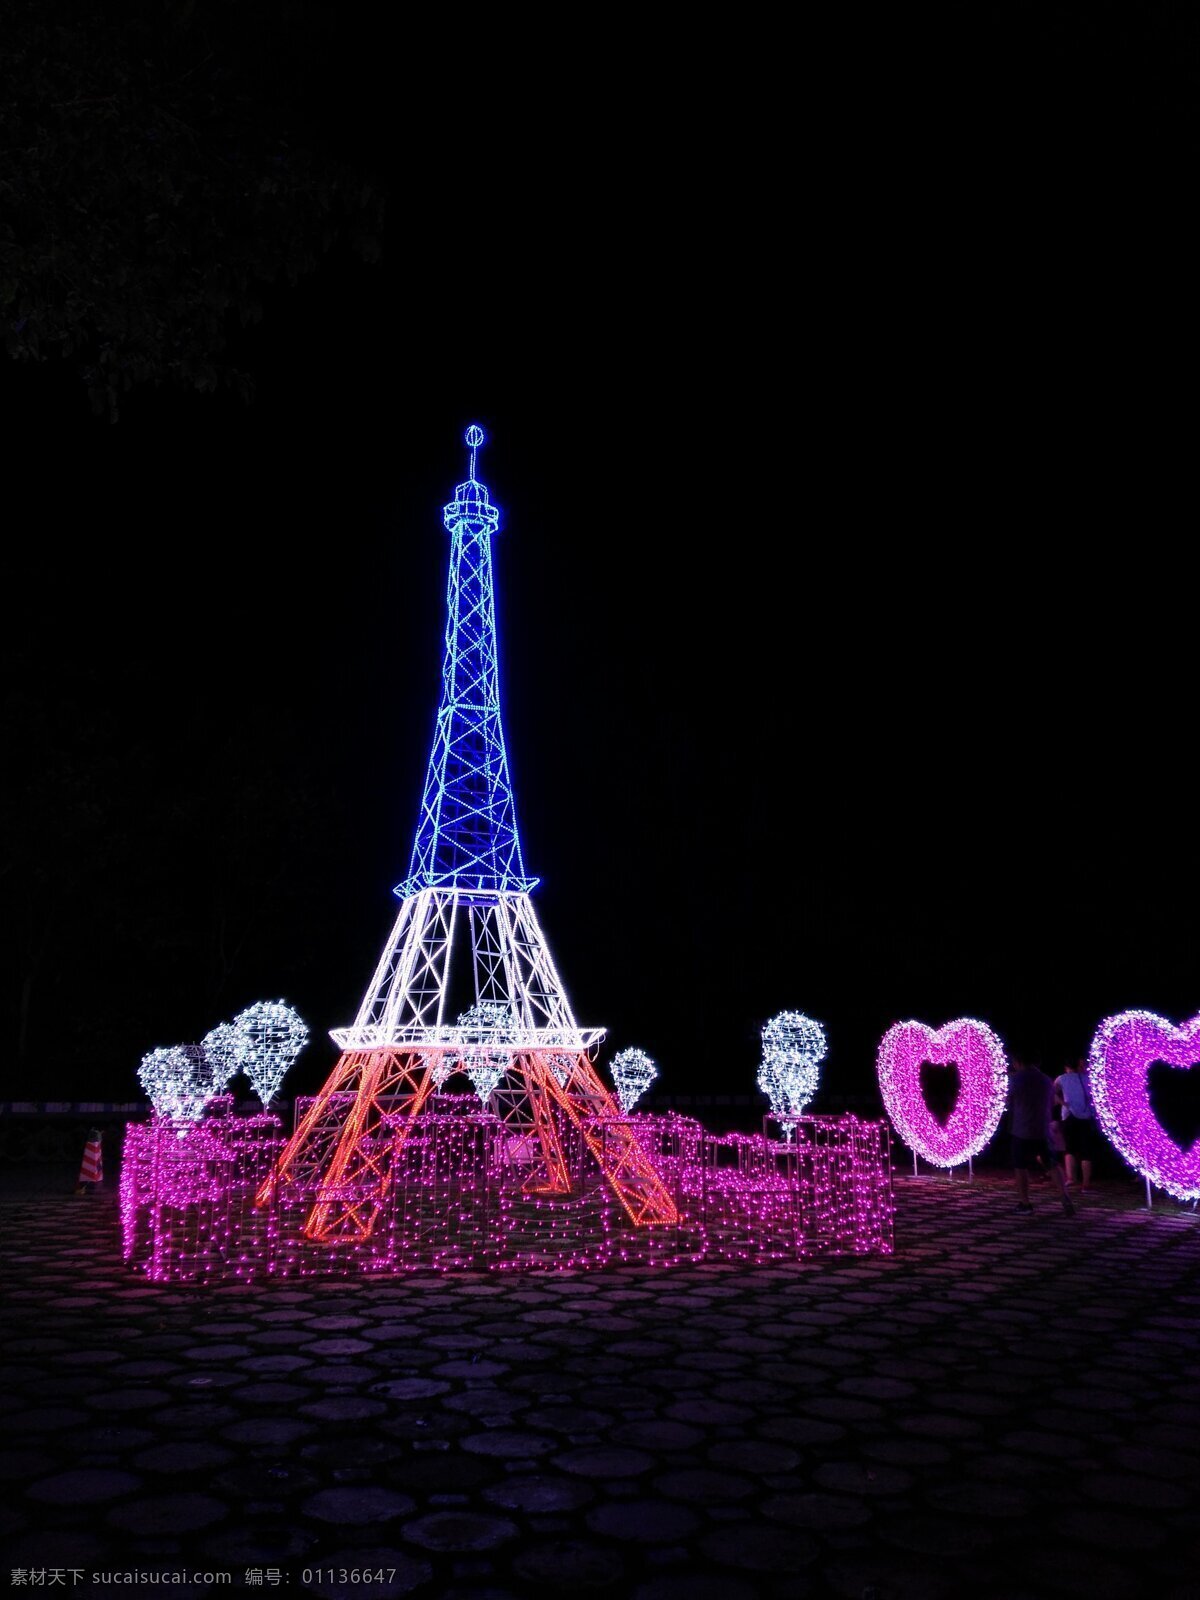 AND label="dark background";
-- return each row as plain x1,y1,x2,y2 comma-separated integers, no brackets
3,4,1197,1112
